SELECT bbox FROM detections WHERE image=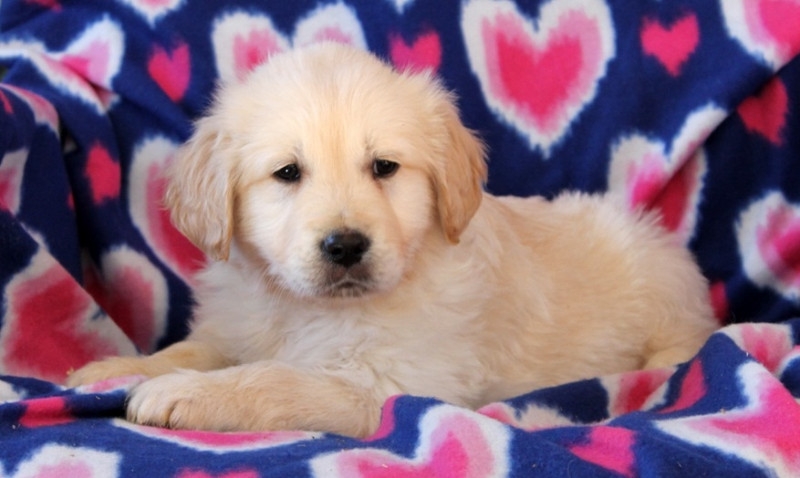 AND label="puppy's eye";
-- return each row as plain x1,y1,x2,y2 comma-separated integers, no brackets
372,159,399,179
274,164,301,182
